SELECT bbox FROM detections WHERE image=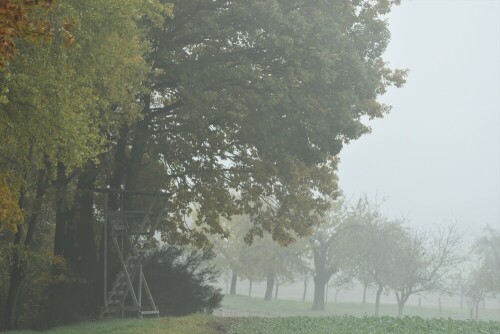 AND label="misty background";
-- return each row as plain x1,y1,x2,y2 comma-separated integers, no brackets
339,0,500,241
217,0,500,310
